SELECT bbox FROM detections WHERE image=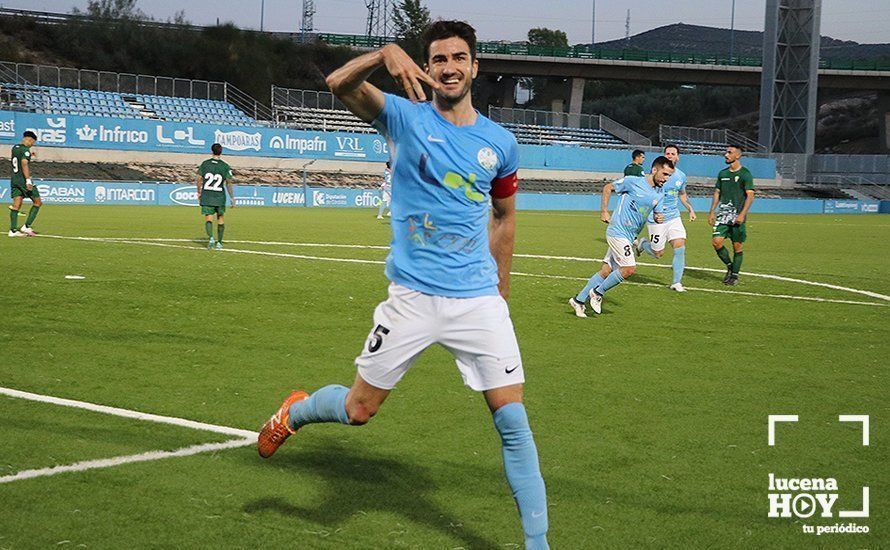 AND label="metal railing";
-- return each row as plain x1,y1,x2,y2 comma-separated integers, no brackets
271,86,348,111
0,60,273,121
489,107,651,146
316,33,890,72
658,125,767,154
